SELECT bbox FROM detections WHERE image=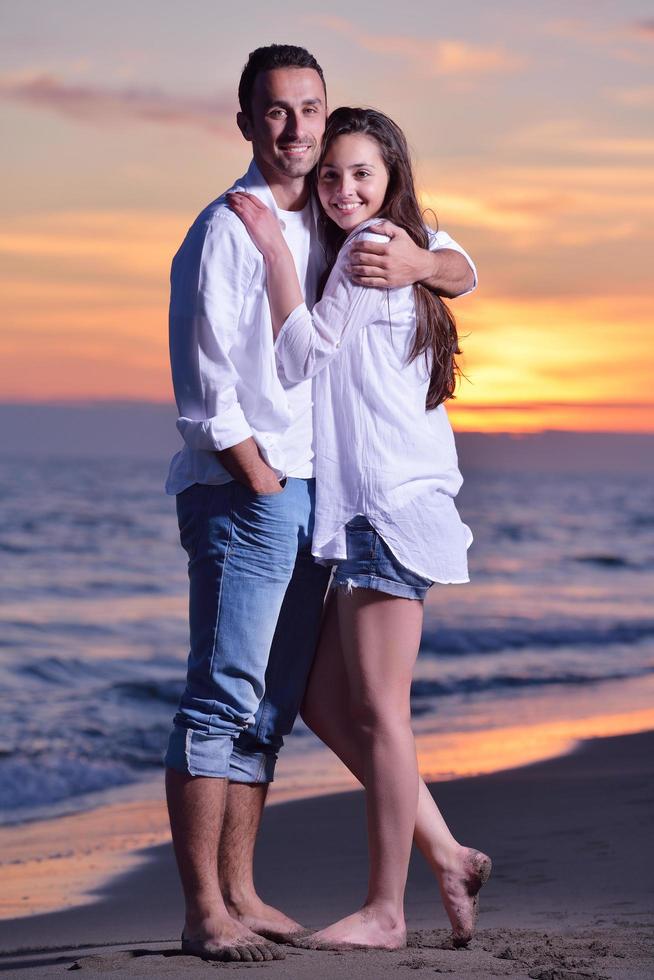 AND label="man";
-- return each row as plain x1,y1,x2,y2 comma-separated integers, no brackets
165,44,476,963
